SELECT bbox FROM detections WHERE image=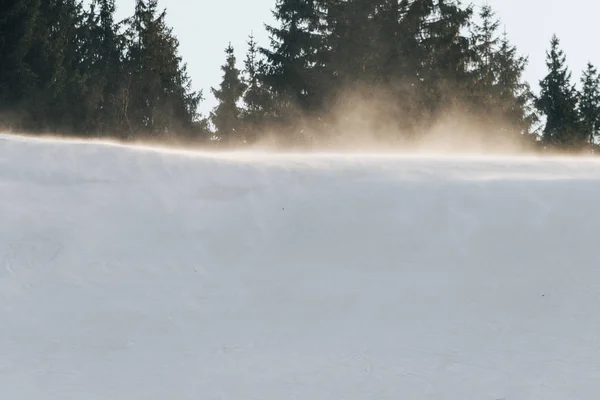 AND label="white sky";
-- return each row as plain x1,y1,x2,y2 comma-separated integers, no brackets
116,0,598,116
